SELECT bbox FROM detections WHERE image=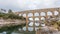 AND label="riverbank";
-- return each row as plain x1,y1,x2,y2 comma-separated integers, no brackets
0,18,26,28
